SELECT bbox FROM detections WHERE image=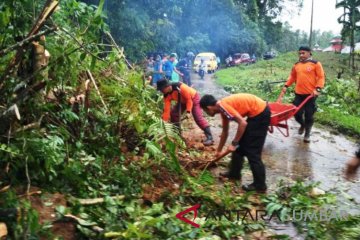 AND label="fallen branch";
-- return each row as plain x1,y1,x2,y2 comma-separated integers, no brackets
63,214,104,233
15,115,44,133
0,185,10,193
18,190,42,198
104,31,134,70
69,195,125,205
0,27,57,57
86,70,110,114
28,0,59,36
0,0,59,86
59,27,105,62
